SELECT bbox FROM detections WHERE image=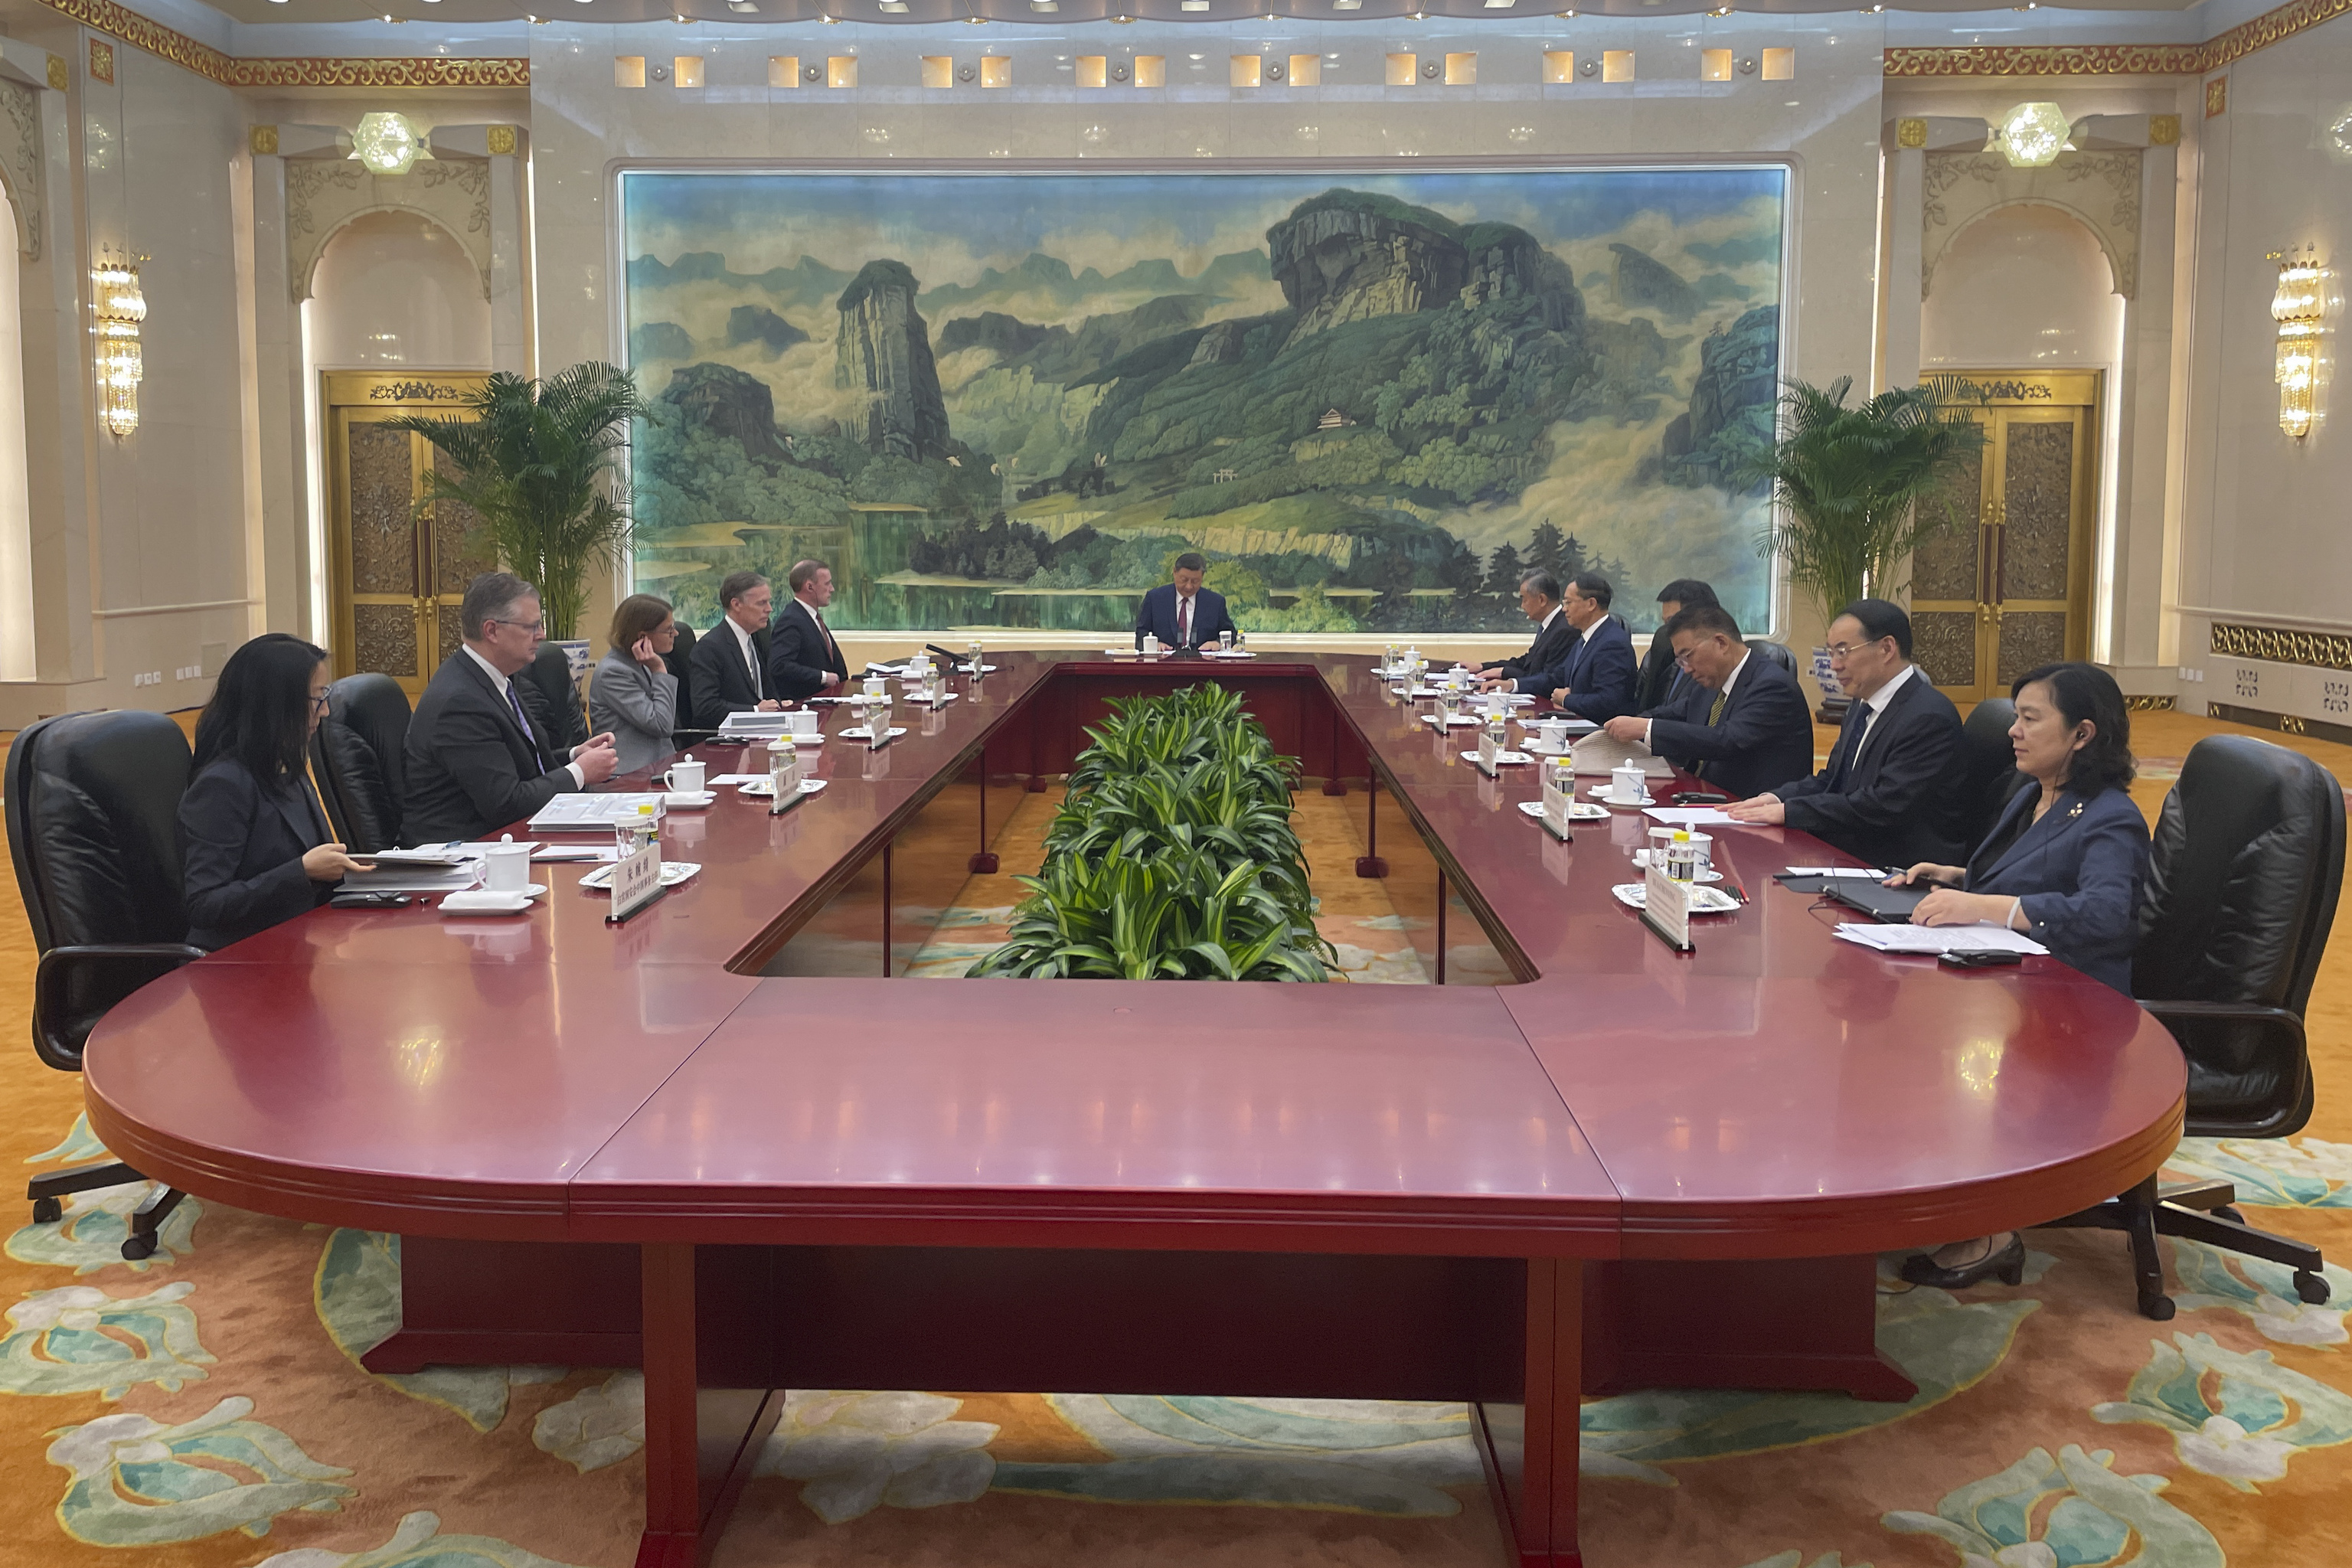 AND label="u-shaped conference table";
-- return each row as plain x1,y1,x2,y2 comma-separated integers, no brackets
83,652,2184,1568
